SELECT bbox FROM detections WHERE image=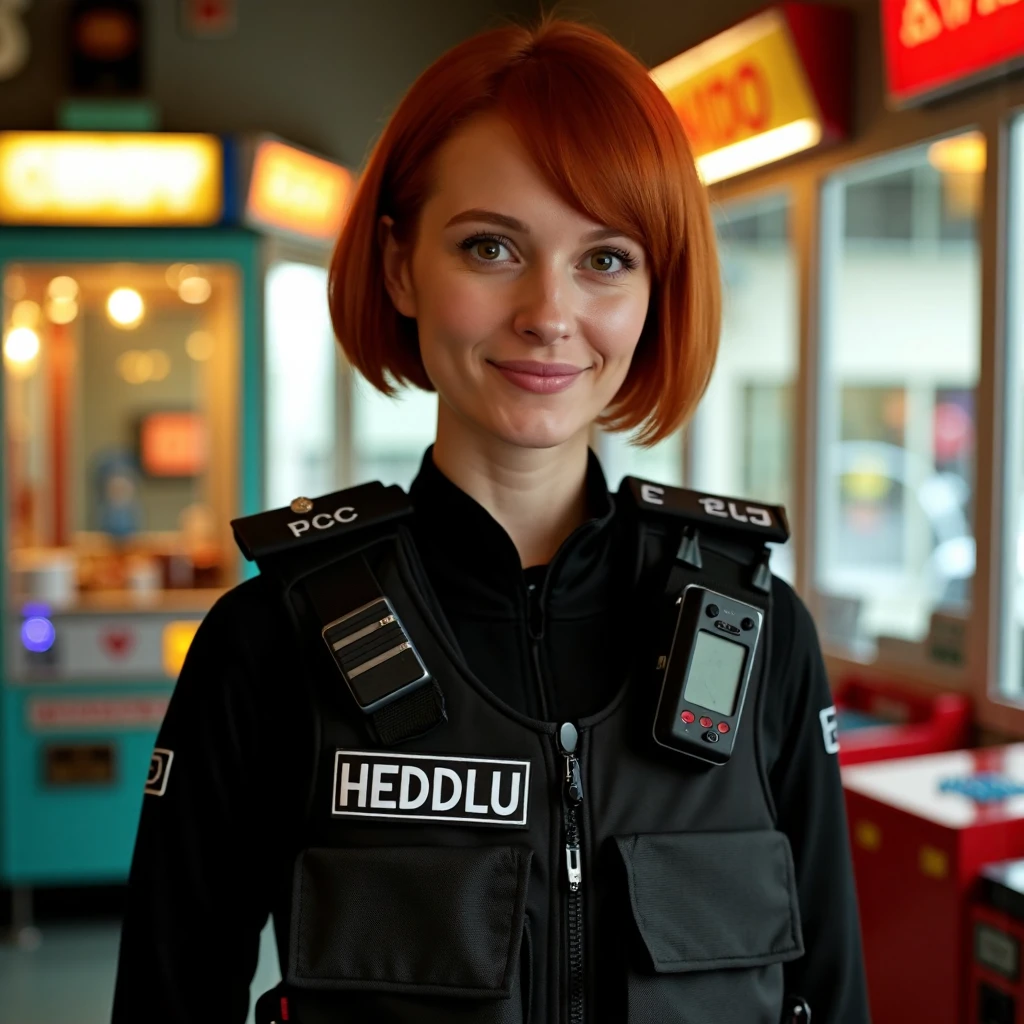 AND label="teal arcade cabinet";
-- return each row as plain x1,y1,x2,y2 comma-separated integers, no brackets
0,127,352,938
